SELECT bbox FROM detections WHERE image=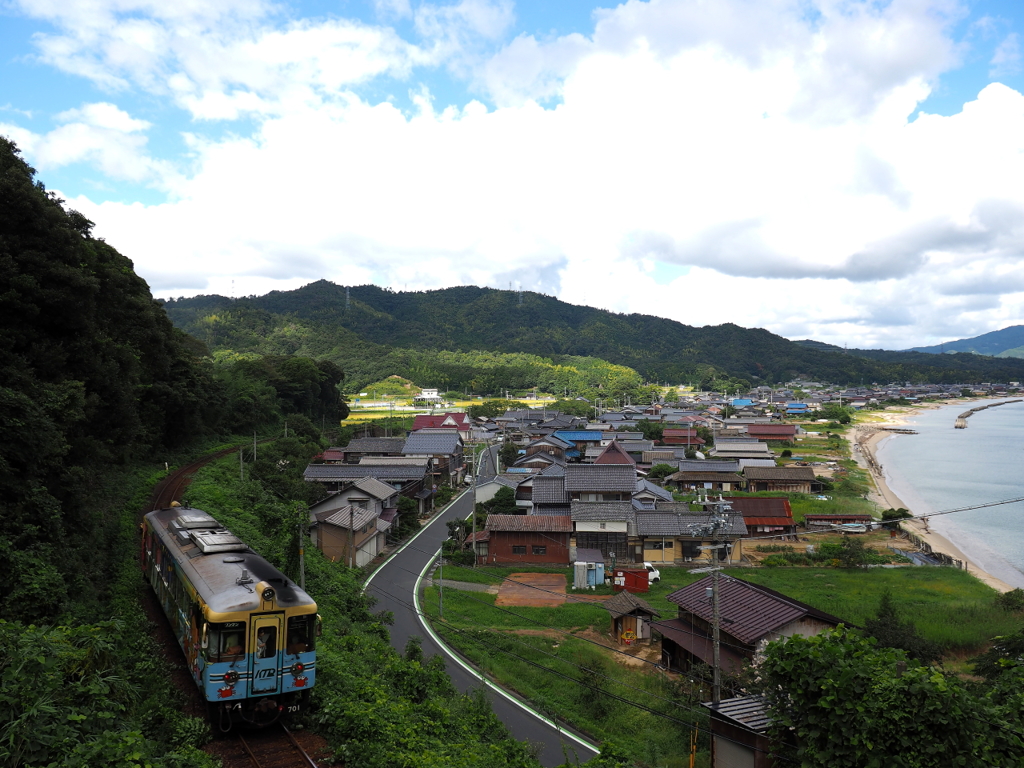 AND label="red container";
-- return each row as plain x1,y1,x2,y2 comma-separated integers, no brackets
611,568,649,593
